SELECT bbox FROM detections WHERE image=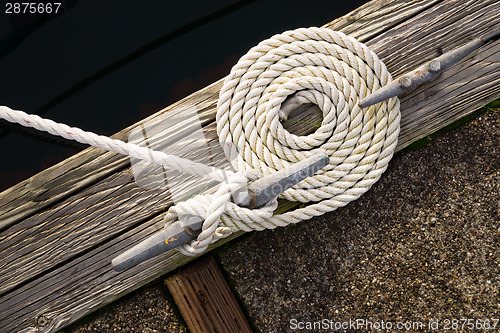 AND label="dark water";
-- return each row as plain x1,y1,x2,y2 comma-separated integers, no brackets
0,0,367,192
